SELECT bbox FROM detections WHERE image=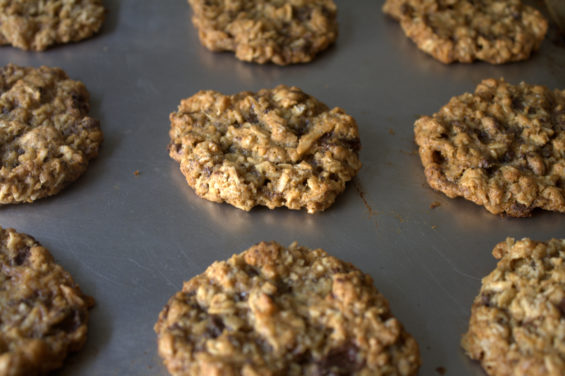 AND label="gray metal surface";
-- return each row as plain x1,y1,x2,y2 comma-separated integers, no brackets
0,1,564,375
